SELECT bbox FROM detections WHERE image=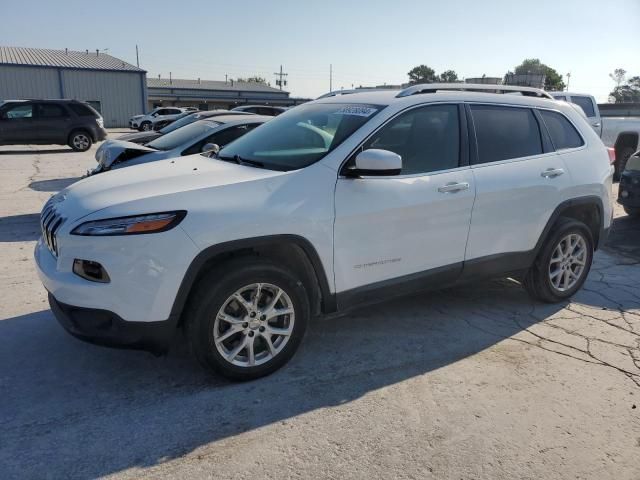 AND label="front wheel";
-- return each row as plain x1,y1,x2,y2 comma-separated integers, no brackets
524,218,594,303
139,121,152,132
185,258,309,381
69,131,93,152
